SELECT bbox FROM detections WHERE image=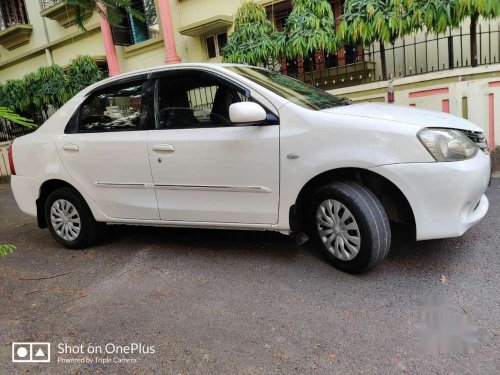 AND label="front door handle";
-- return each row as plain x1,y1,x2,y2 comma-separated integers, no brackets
62,143,79,152
152,144,175,152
